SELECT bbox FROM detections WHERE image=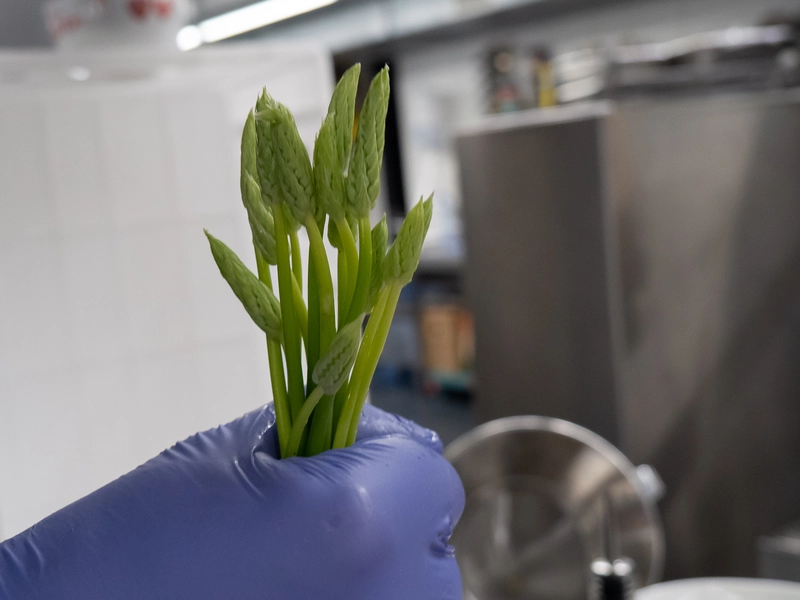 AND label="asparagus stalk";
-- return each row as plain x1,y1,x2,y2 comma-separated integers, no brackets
206,65,432,456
